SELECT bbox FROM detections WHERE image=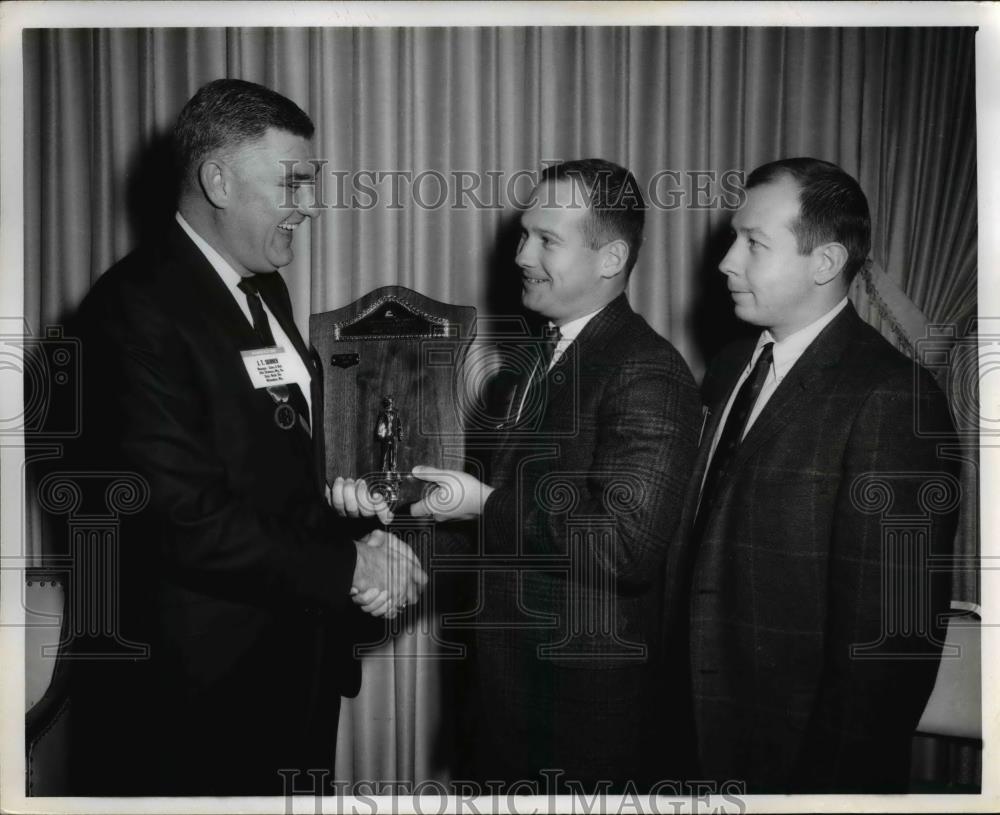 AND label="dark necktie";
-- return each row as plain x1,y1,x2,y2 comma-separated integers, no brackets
538,324,561,374
512,325,561,425
694,341,774,534
237,276,311,433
